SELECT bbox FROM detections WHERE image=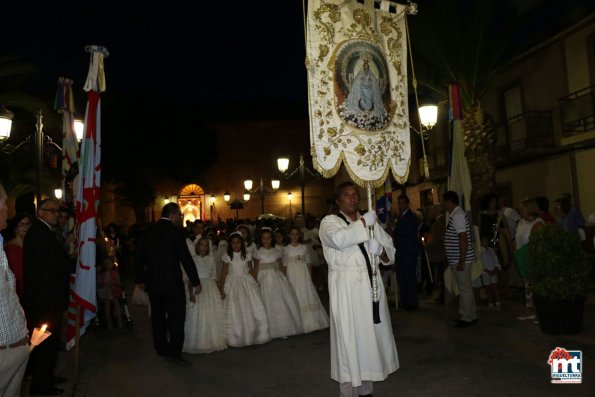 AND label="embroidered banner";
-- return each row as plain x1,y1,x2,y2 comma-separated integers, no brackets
307,0,410,187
